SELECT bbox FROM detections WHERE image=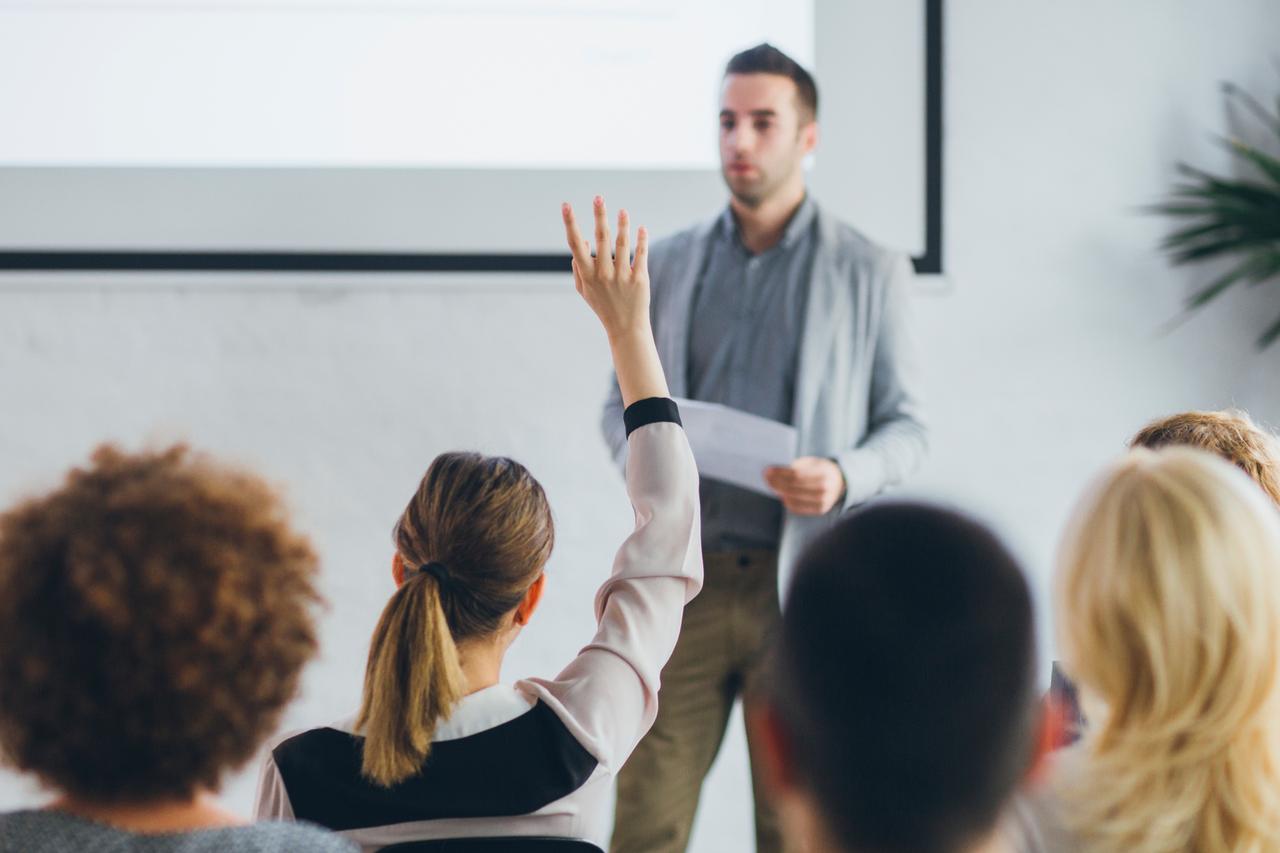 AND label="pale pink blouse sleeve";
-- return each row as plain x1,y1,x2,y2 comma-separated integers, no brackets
519,407,703,772
253,752,296,820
